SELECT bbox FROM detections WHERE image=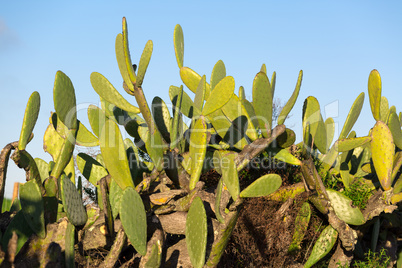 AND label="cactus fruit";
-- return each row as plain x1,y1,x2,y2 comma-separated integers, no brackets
304,225,338,268
371,120,395,190
120,186,147,256
173,24,184,68
186,196,207,268
61,174,88,226
99,119,134,190
18,91,40,150
368,69,382,122
137,40,153,87
19,180,46,238
326,188,365,225
240,174,282,198
253,71,273,138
